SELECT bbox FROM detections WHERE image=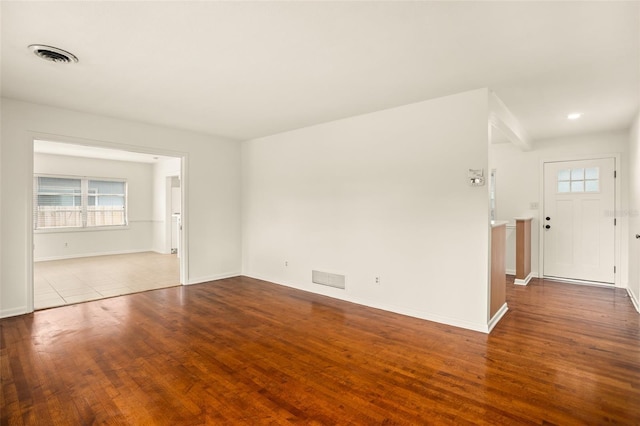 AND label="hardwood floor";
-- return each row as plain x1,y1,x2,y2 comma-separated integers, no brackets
1,276,639,424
